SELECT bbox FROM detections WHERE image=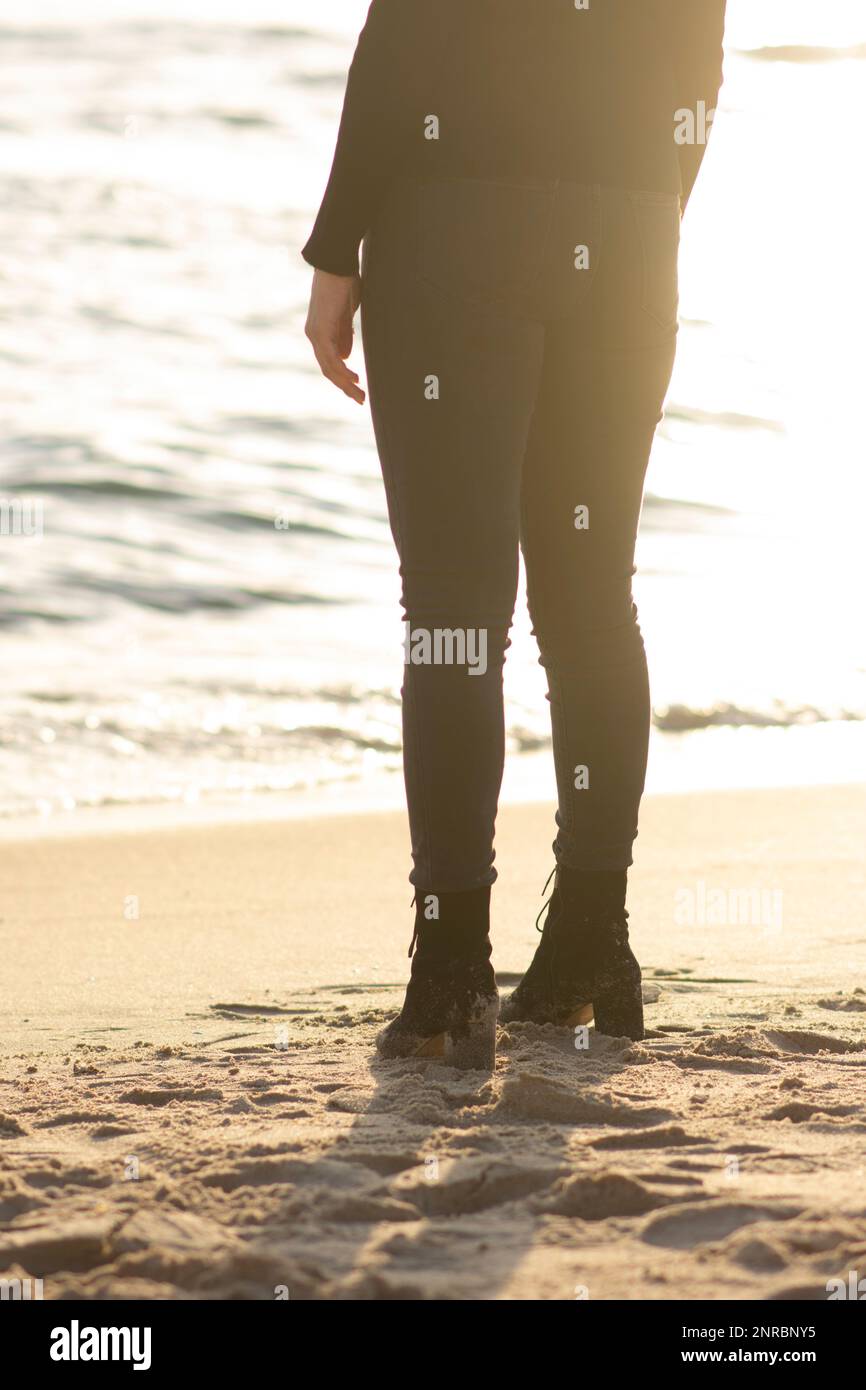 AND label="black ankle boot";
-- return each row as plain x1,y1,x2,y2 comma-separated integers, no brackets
499,867,644,1040
376,887,499,1069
